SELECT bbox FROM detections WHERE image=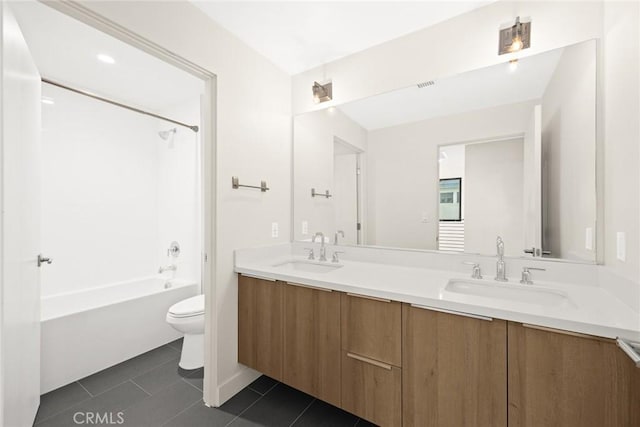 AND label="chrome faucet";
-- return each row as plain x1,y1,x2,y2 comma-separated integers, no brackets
463,261,482,279
520,267,546,285
334,230,345,245
313,232,327,262
159,264,177,274
495,236,507,282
